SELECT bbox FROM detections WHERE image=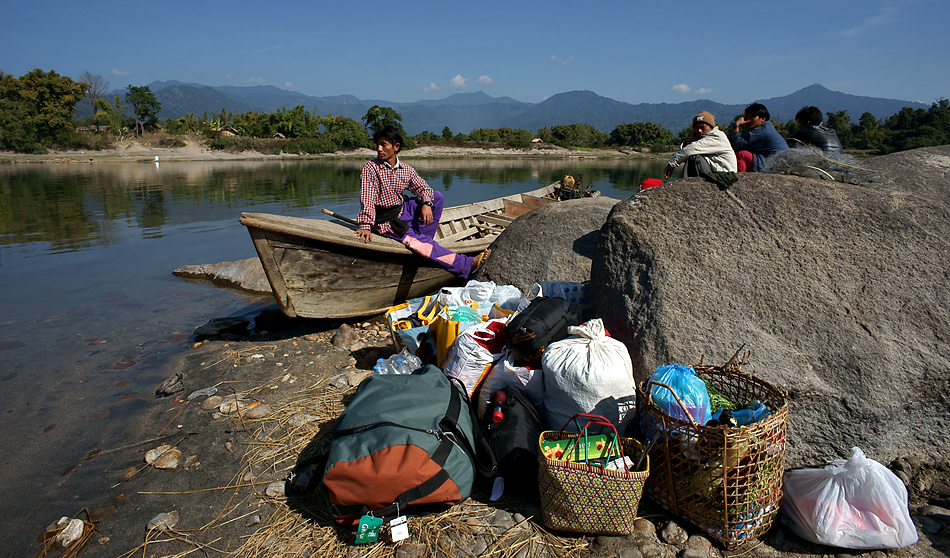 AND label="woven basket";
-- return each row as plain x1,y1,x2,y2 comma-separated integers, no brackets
538,431,649,535
636,360,788,549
